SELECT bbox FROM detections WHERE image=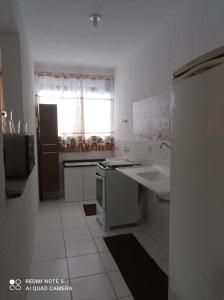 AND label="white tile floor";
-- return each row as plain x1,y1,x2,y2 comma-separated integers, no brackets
28,200,168,300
